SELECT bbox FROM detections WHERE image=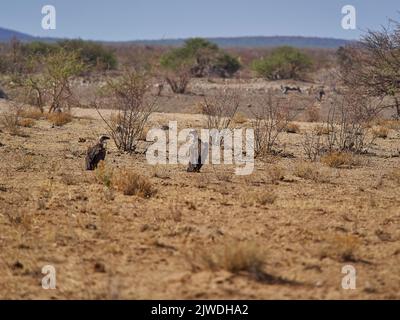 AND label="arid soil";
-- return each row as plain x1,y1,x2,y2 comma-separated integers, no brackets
1,80,400,300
